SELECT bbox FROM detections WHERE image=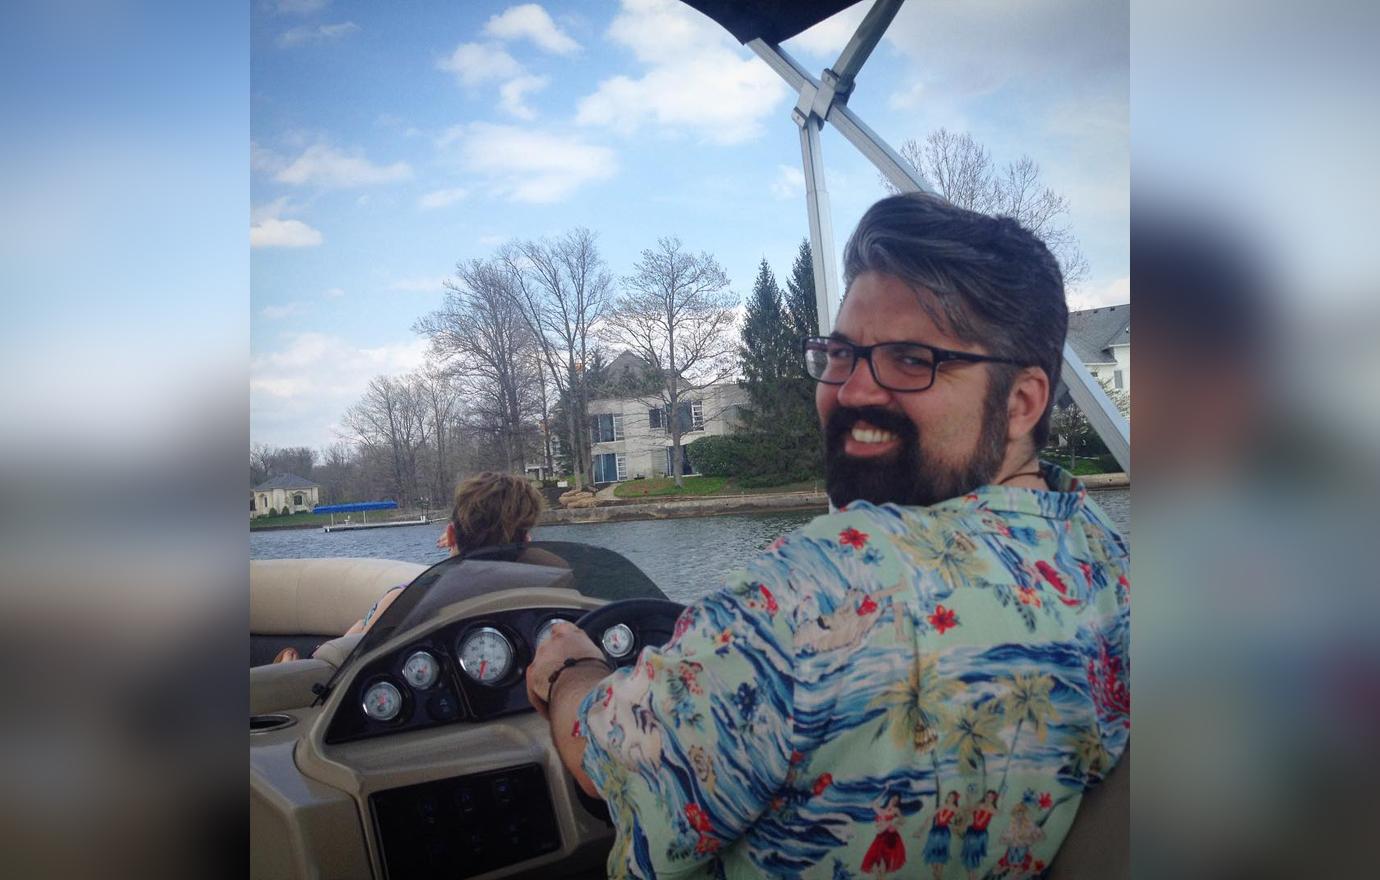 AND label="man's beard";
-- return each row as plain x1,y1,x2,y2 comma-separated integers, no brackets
823,386,1010,508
